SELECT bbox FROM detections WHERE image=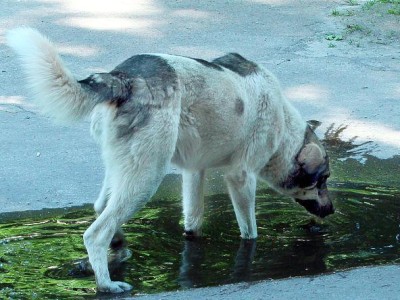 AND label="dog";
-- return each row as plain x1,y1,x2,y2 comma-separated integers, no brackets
7,28,333,293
